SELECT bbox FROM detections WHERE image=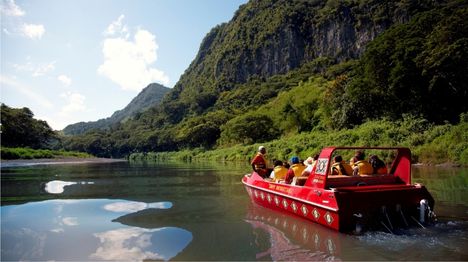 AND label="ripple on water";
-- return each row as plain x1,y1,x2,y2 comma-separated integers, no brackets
355,220,468,260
